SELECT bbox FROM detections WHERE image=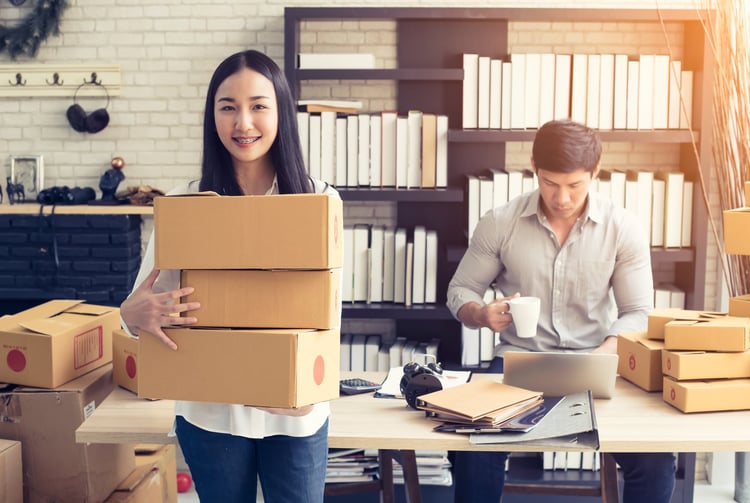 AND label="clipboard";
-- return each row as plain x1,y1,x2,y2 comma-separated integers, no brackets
469,391,599,450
